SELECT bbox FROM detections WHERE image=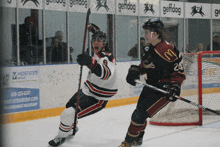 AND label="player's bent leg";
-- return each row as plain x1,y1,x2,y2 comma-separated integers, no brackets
58,107,76,137
48,107,78,146
119,109,149,147
131,120,147,146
